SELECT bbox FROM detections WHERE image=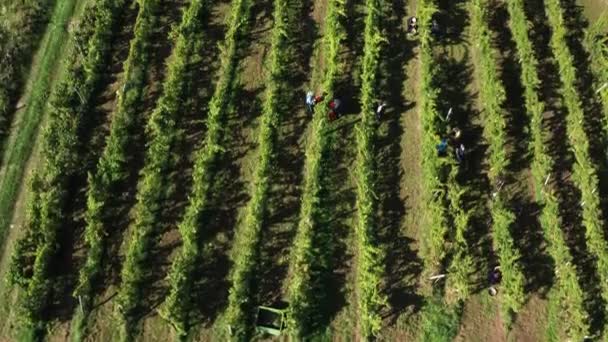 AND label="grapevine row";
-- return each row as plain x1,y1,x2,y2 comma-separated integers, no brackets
114,0,208,338
73,0,158,336
506,0,588,338
419,0,473,305
7,0,124,335
583,18,608,147
222,0,298,339
284,0,345,336
353,0,387,337
544,0,608,321
157,0,251,335
416,0,450,274
469,0,525,322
